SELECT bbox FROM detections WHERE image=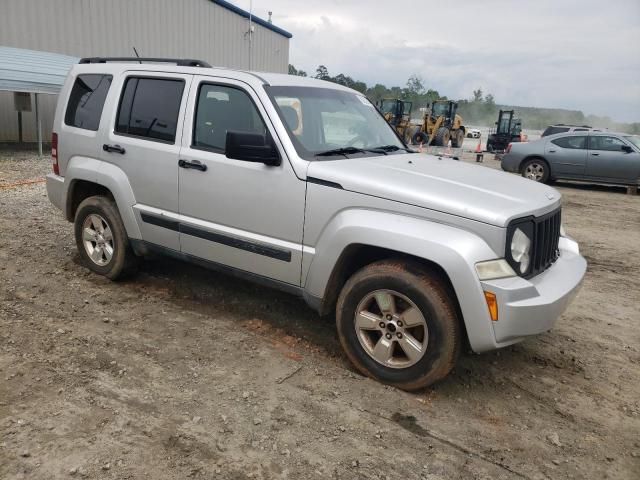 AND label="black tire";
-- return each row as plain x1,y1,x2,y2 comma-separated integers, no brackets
520,157,550,183
74,195,139,280
434,127,450,147
486,141,494,153
412,131,428,145
336,259,460,391
451,129,464,148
